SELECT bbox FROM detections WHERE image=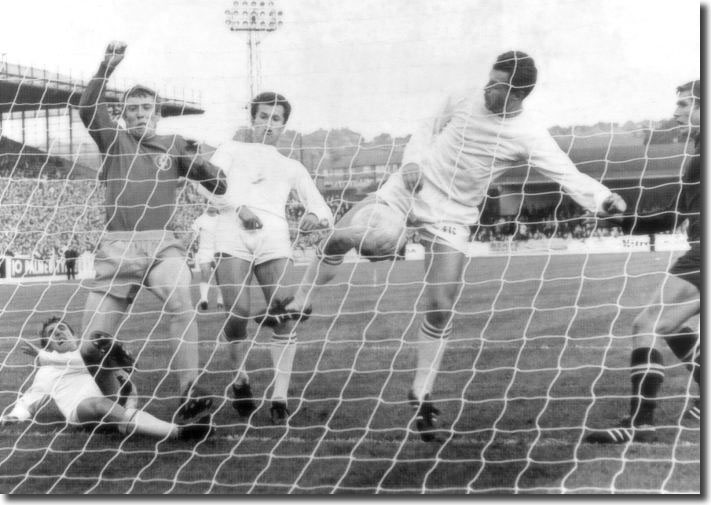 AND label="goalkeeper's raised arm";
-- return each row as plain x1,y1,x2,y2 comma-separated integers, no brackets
78,41,125,153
